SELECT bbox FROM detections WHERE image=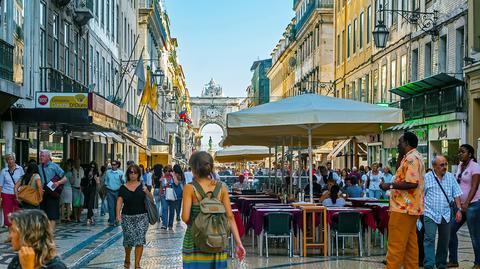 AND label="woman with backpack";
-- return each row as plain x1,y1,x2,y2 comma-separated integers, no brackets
182,151,245,268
